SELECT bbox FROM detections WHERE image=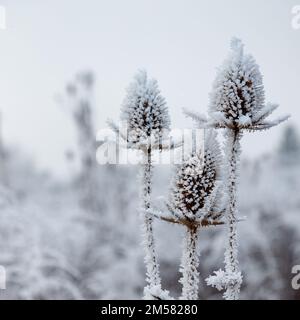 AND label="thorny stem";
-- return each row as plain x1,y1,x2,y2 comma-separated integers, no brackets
180,226,199,300
224,128,241,300
141,147,161,294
